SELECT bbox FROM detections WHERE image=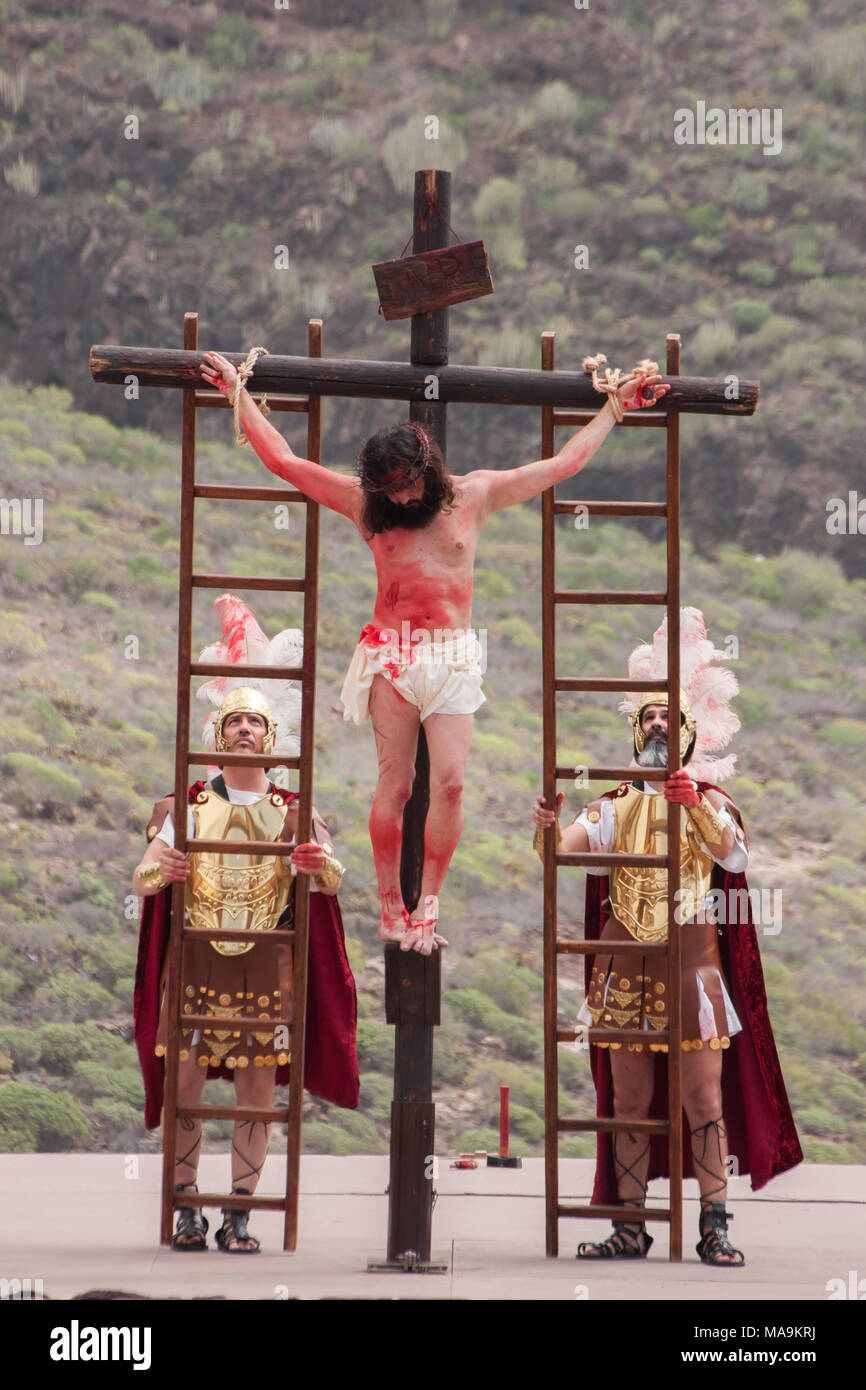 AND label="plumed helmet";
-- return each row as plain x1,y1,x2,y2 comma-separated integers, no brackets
632,690,697,762
214,686,277,754
619,608,741,782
